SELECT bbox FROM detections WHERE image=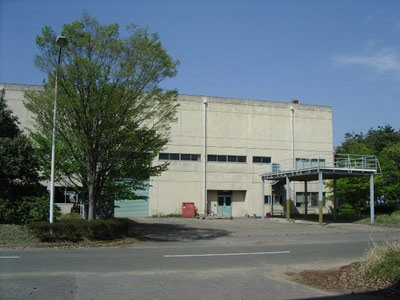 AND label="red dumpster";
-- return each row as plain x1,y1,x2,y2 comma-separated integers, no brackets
182,202,195,217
